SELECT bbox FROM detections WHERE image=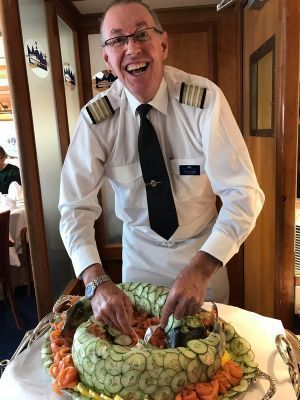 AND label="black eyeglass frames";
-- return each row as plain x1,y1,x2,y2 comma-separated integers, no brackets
103,27,163,48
